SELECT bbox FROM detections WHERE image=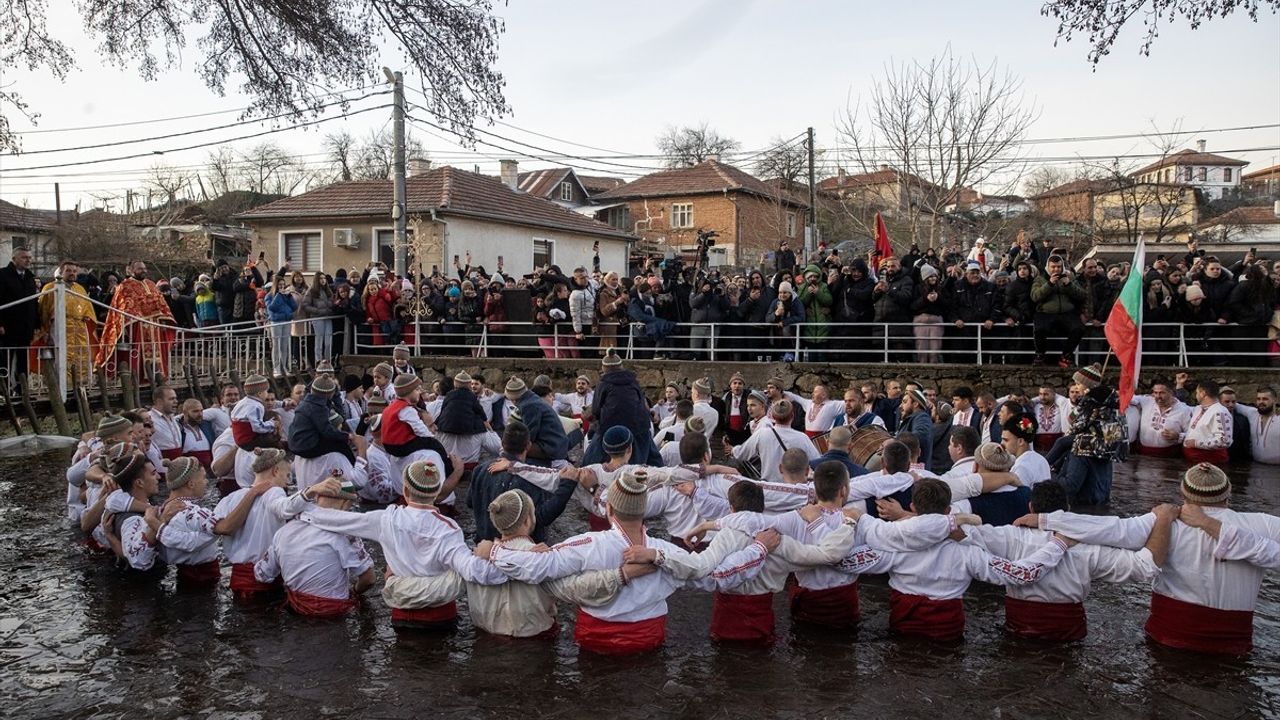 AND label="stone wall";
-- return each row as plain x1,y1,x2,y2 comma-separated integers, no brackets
340,355,1280,399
